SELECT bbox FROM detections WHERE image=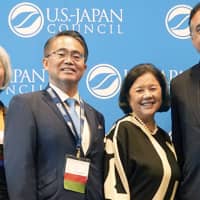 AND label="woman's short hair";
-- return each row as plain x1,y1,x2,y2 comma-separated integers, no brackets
0,46,12,91
119,63,170,114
